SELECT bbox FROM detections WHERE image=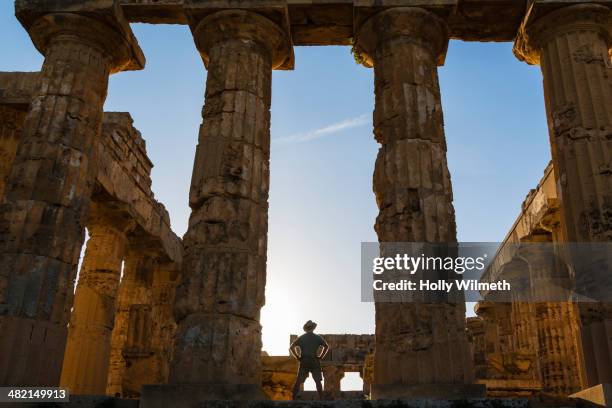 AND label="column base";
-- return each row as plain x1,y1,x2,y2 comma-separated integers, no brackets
371,383,486,399
140,384,268,408
570,383,612,407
